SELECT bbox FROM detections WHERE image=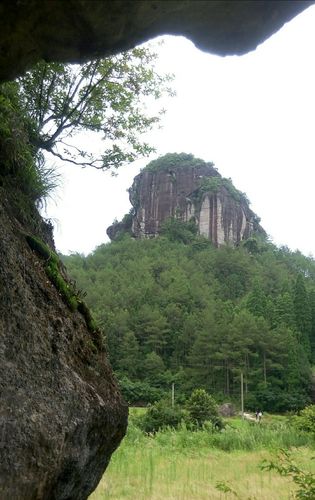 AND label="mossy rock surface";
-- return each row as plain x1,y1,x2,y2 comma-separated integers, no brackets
25,233,101,339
